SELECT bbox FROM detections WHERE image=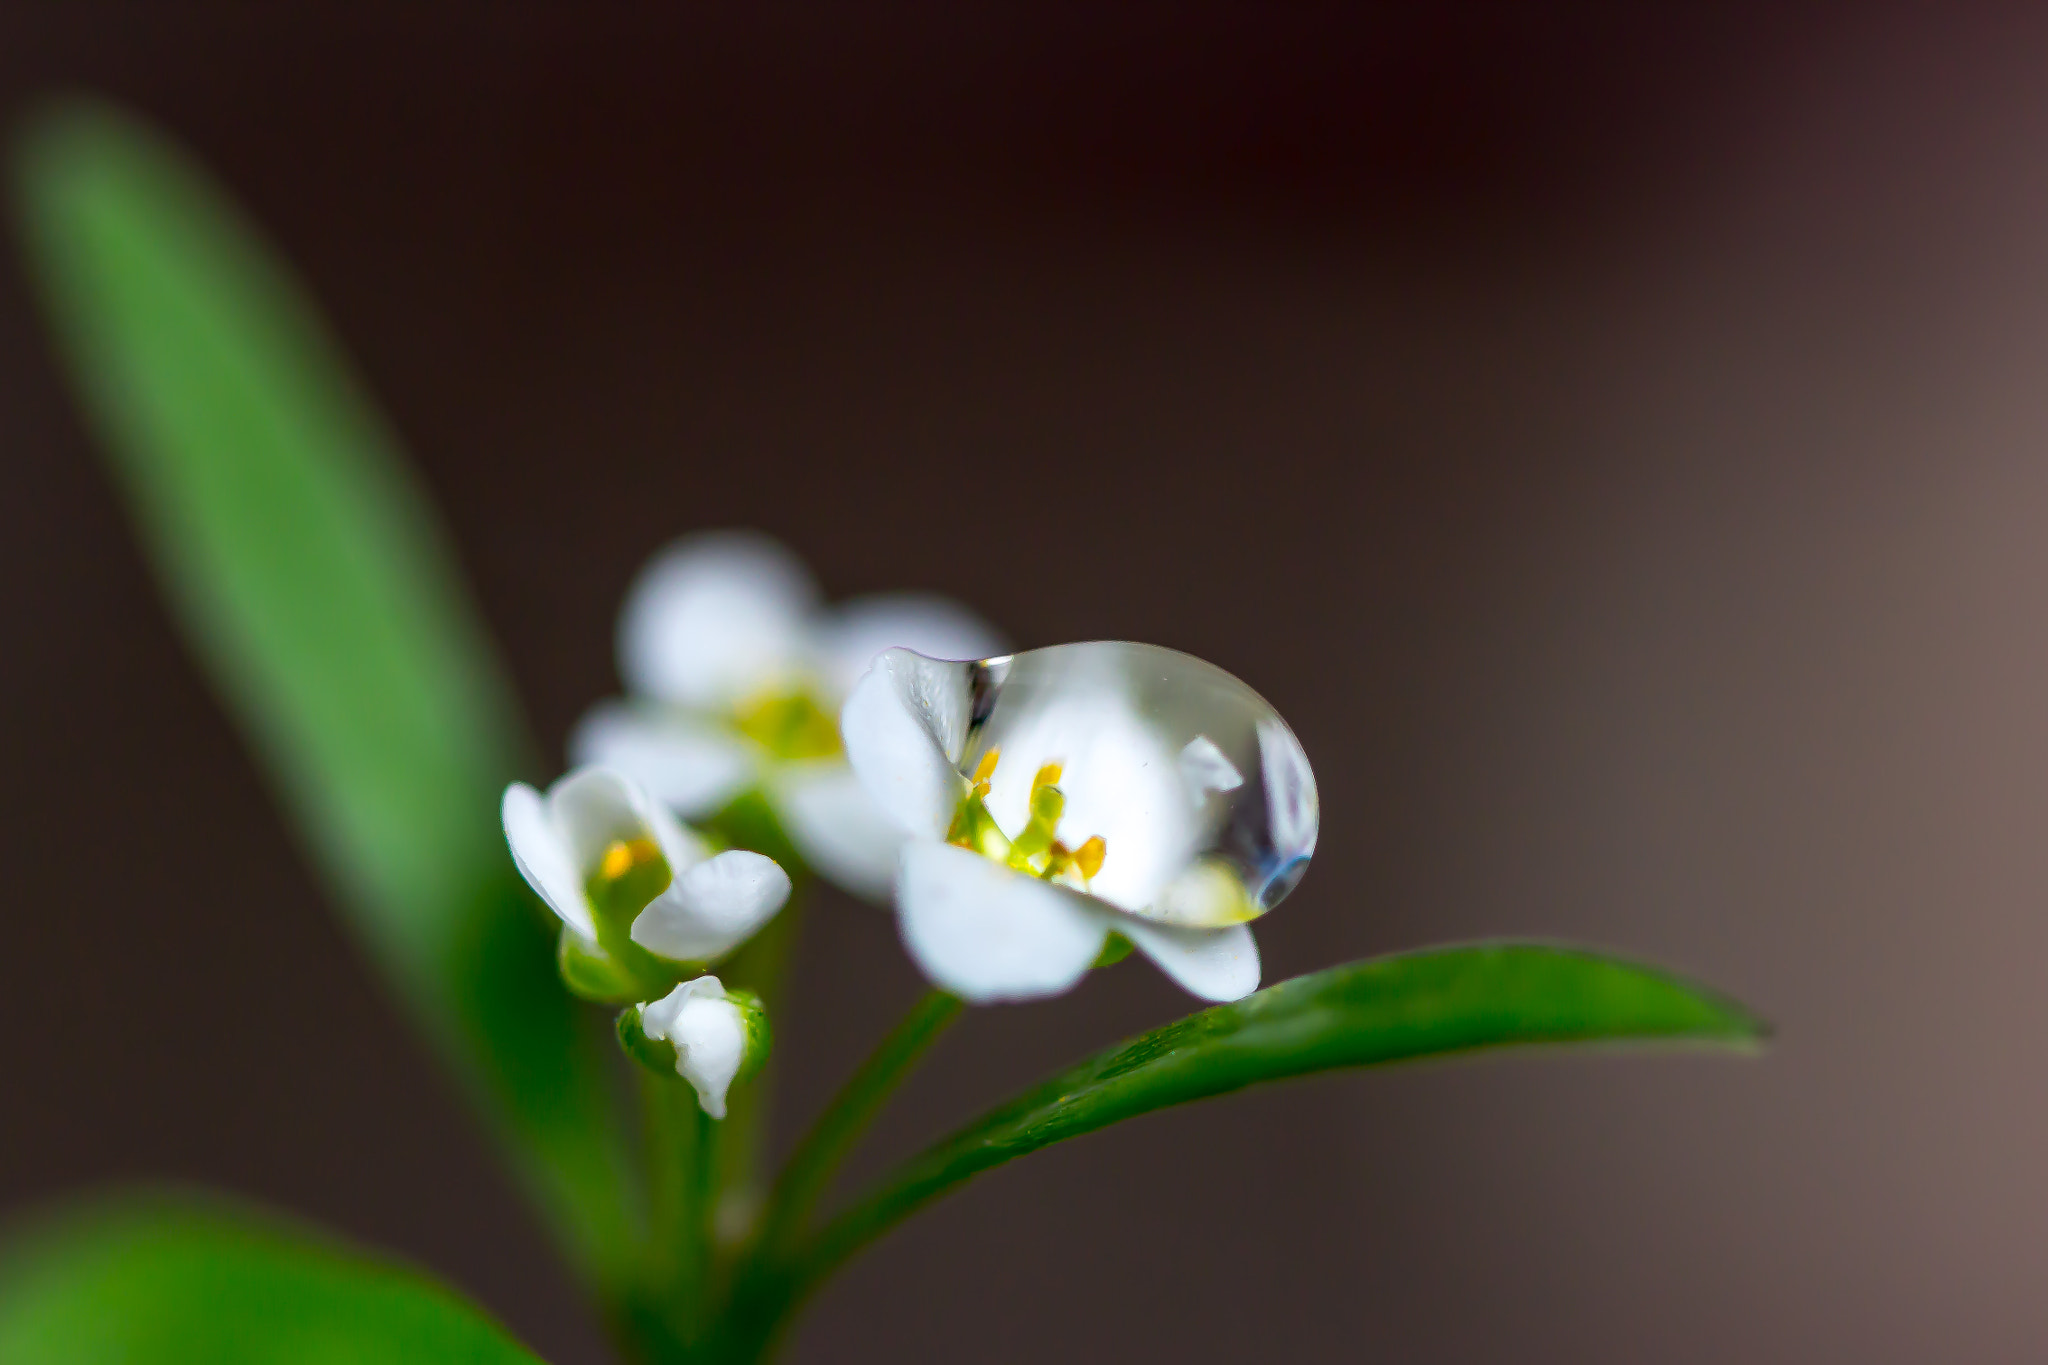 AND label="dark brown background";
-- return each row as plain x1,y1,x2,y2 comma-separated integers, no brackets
6,6,2048,1362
